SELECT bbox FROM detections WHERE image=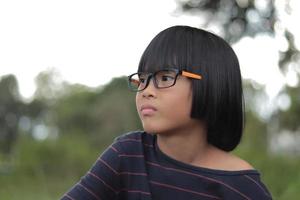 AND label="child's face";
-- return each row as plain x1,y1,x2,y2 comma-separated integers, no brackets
136,74,198,134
